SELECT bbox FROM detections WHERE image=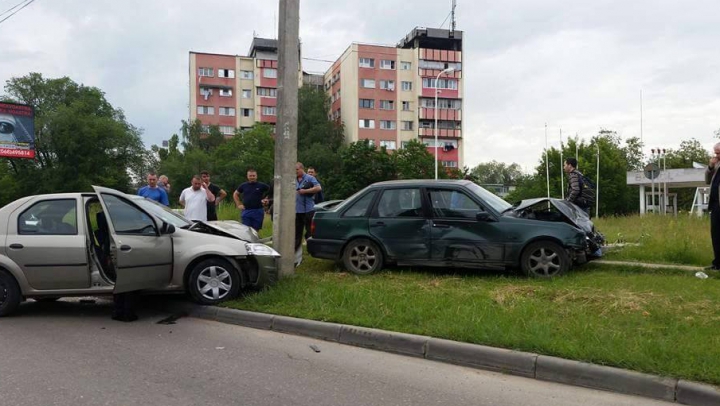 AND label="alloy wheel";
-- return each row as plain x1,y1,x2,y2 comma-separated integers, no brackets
528,247,561,276
348,245,378,273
